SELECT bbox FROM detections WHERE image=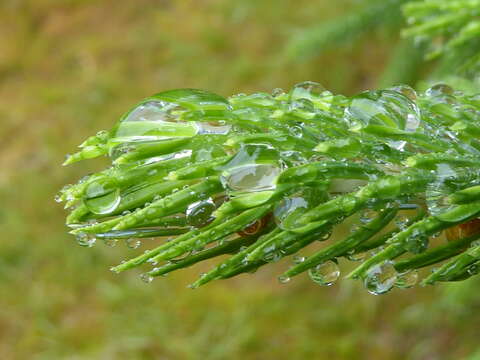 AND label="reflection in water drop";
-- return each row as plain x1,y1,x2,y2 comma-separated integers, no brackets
290,81,326,101
83,177,121,215
344,89,421,150
126,238,142,249
221,163,281,193
308,260,340,286
425,83,454,97
196,121,231,135
186,198,216,227
75,232,97,247
364,261,397,295
396,270,418,288
140,273,154,283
